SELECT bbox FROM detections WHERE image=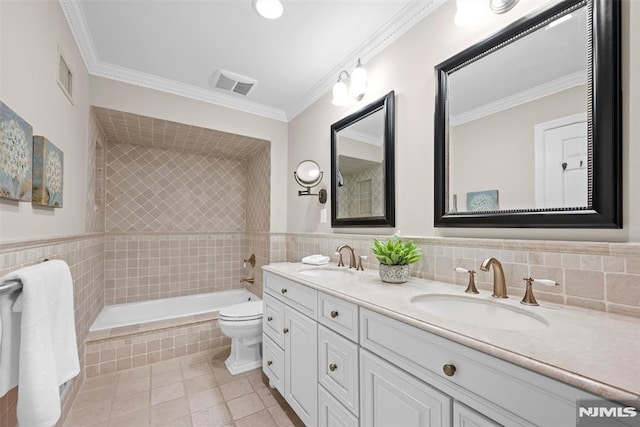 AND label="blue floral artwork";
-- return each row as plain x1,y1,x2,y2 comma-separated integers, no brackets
32,136,64,208
467,189,499,212
0,101,33,201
